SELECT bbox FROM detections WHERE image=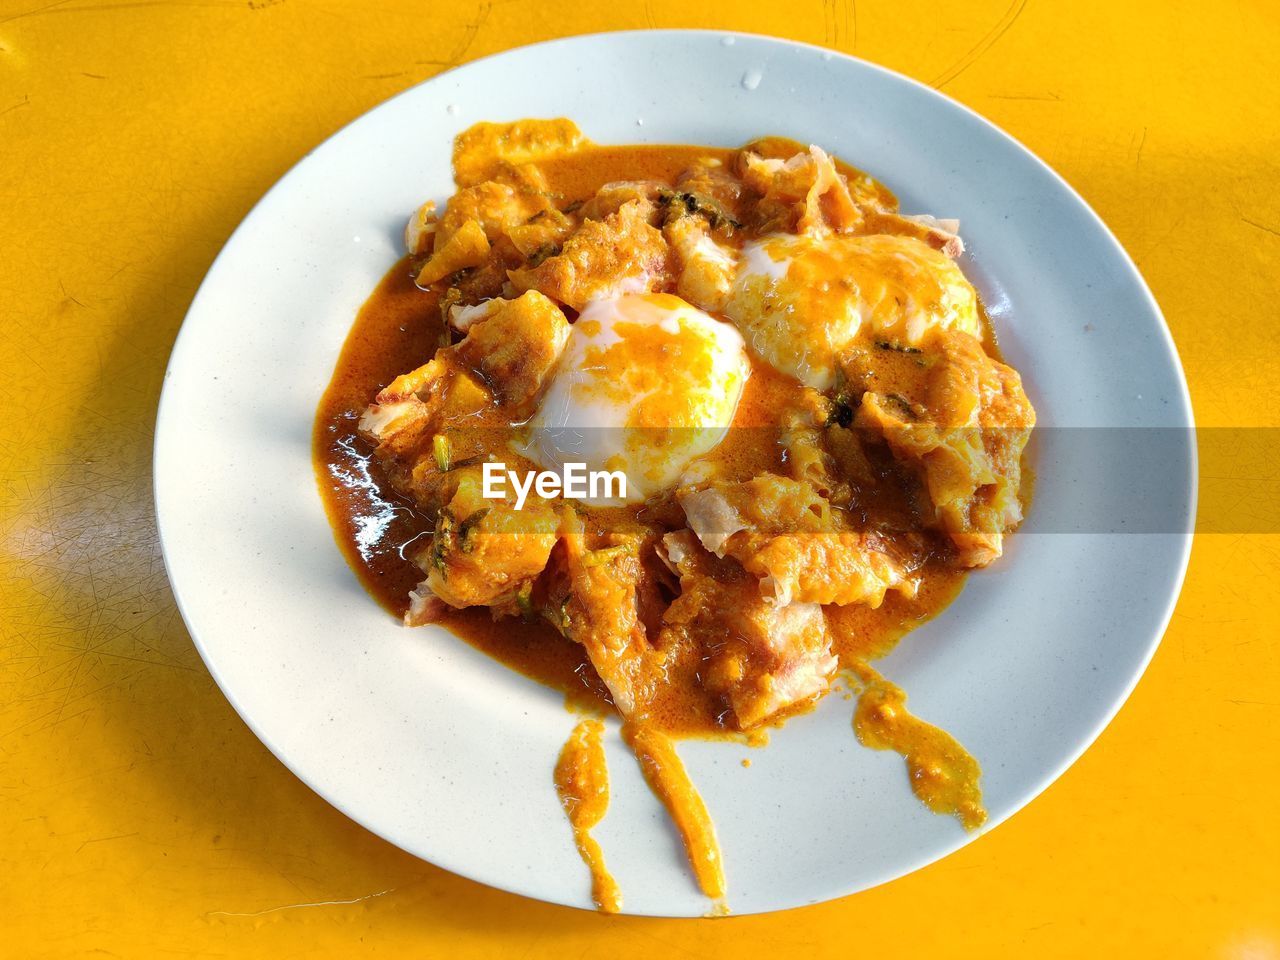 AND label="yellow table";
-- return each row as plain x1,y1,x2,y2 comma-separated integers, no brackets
2,1,1277,955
